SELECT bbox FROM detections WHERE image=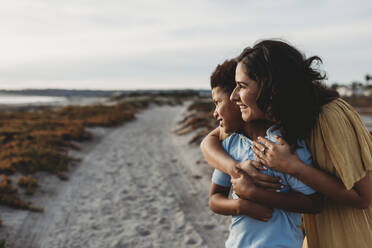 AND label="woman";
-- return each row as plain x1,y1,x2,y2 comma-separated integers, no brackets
201,39,372,248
